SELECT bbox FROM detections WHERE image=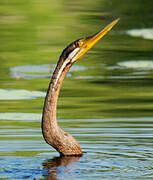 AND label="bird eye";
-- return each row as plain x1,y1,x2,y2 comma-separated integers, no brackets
76,40,83,47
